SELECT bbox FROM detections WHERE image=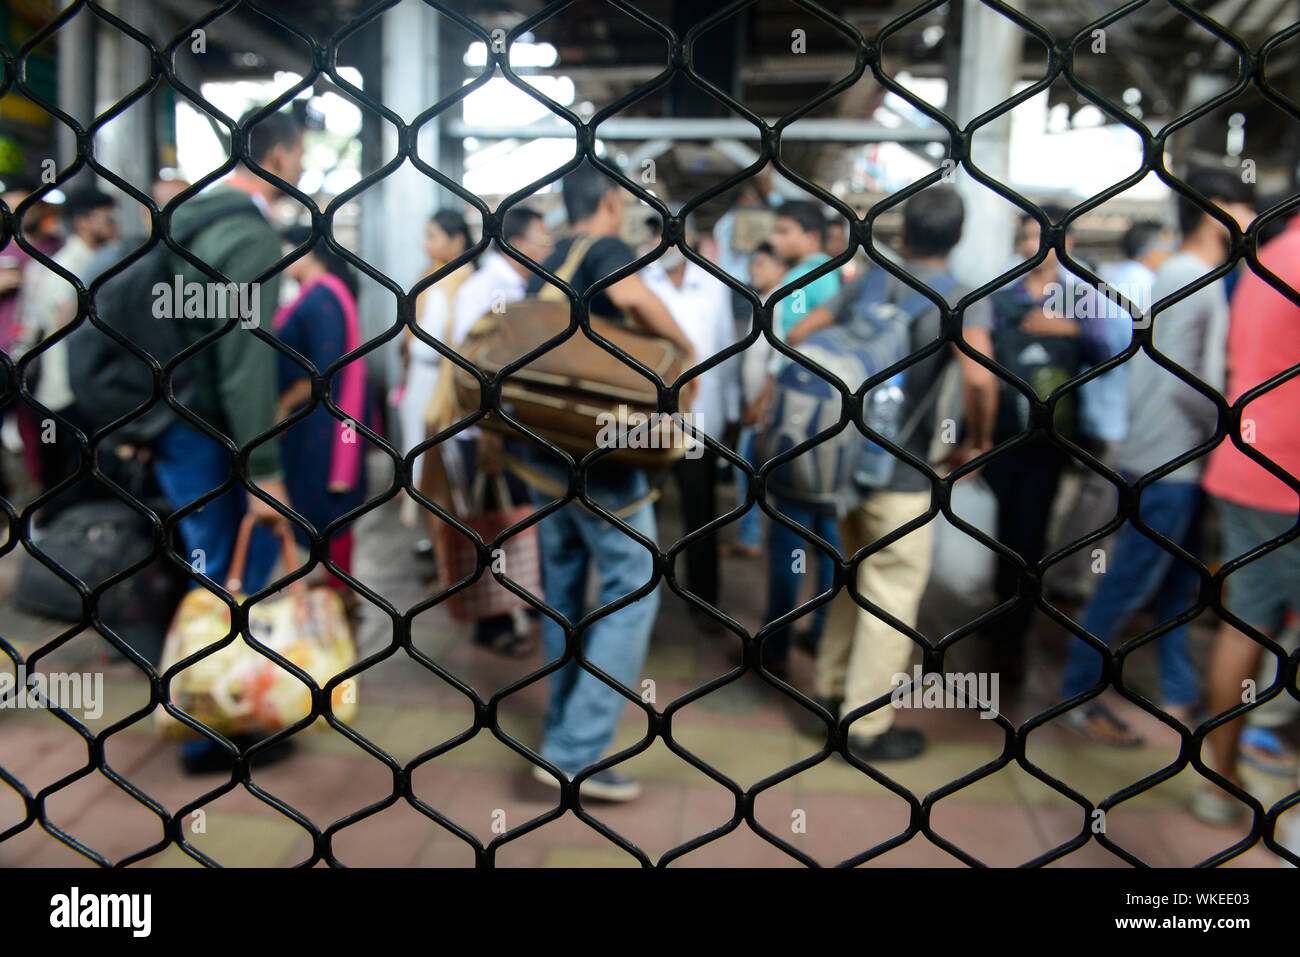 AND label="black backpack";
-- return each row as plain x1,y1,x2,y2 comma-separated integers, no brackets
67,204,251,445
990,288,1081,444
